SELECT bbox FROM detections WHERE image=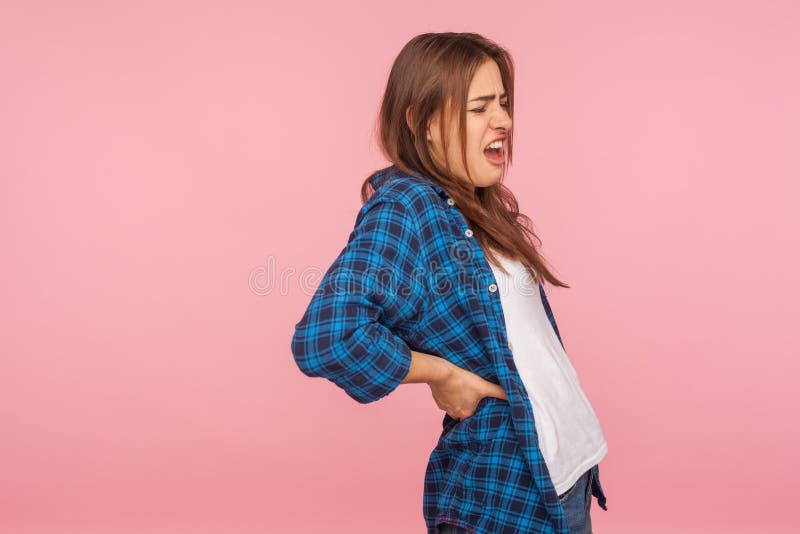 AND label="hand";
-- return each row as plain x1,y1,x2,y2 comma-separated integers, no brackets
428,360,507,421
